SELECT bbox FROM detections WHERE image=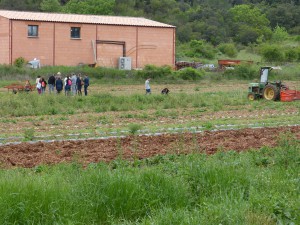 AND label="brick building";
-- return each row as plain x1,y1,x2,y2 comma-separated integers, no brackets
0,10,175,69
